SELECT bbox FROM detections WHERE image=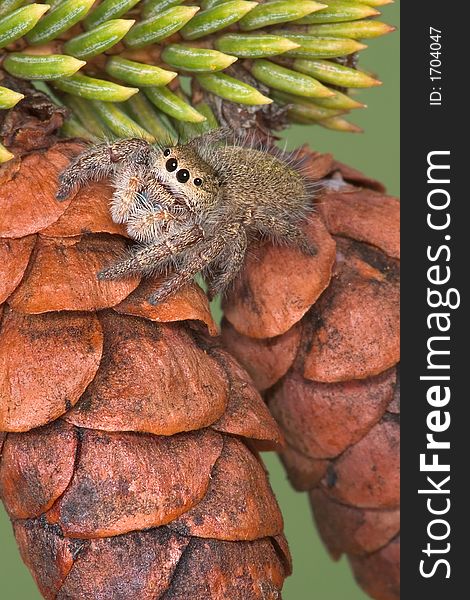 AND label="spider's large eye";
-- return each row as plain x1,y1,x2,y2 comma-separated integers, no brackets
166,158,178,172
176,169,190,183
163,148,171,157
194,178,203,187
